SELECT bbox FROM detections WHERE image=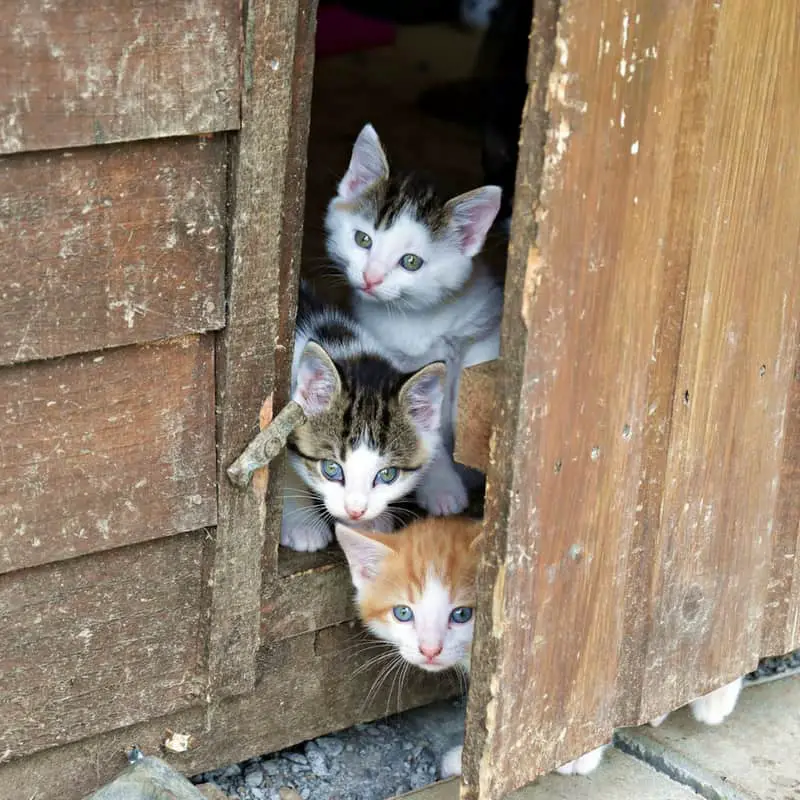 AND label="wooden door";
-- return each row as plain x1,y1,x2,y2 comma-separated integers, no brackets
458,1,800,798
